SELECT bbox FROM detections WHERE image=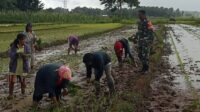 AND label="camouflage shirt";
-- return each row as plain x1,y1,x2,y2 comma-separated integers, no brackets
136,19,154,46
